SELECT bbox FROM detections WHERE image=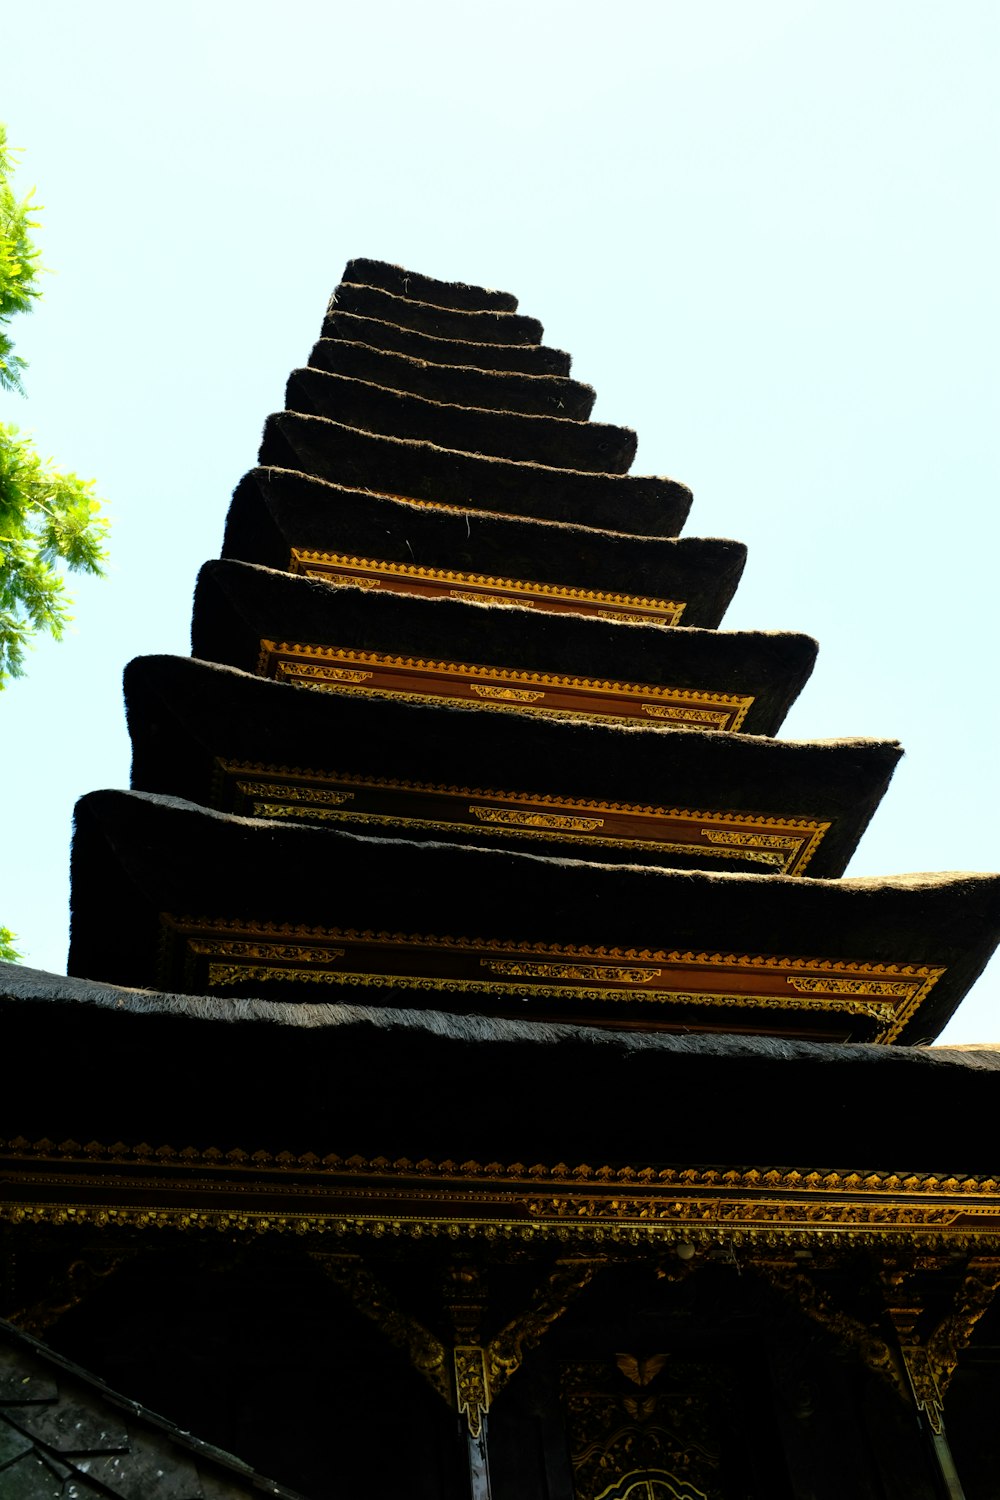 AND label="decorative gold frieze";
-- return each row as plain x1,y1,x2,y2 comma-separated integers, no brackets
4,1140,1000,1249
215,759,830,874
159,914,943,1043
289,548,687,627
255,640,754,733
